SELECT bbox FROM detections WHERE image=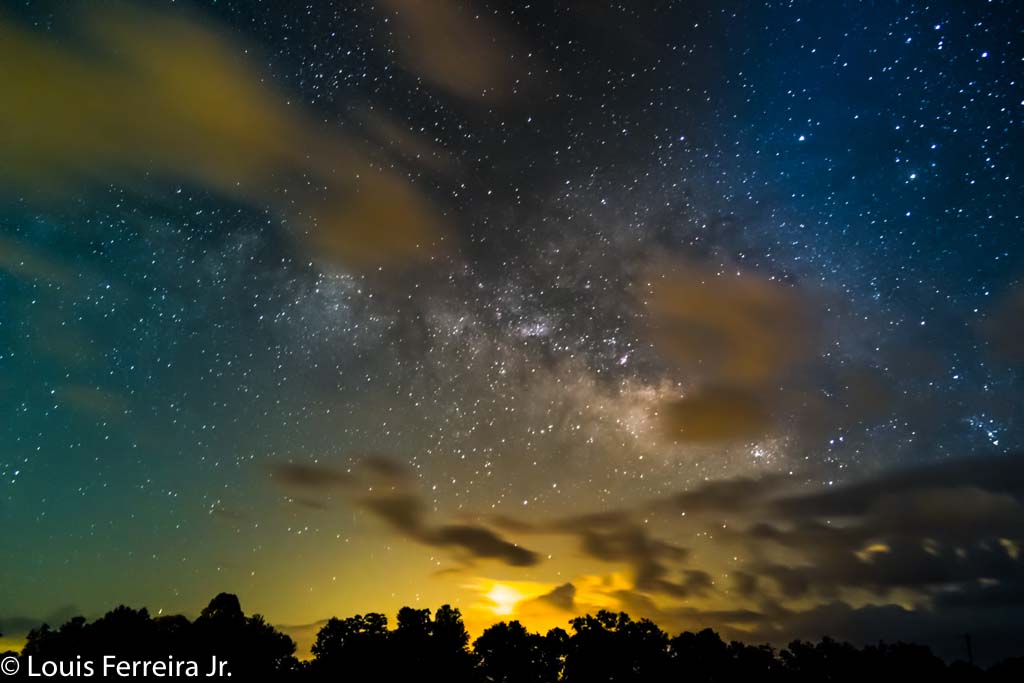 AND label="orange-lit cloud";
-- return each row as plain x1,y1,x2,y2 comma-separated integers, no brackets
660,385,774,442
469,579,553,616
640,260,816,442
462,573,634,636
265,453,1024,653
643,263,812,386
0,5,445,269
376,0,528,103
